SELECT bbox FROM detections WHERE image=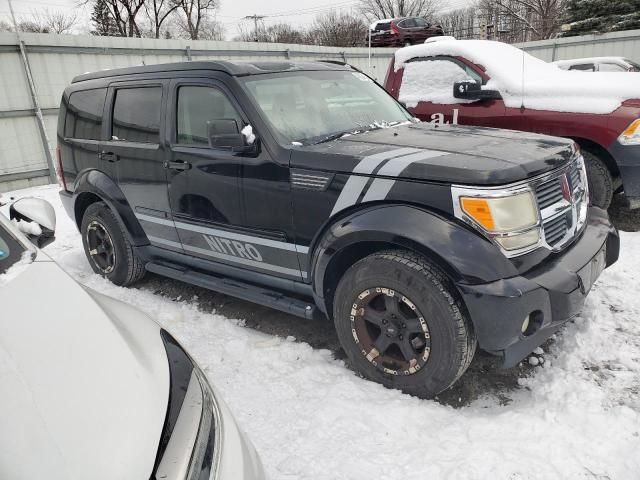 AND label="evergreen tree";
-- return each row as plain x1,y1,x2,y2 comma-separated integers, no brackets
563,0,640,36
91,0,121,36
